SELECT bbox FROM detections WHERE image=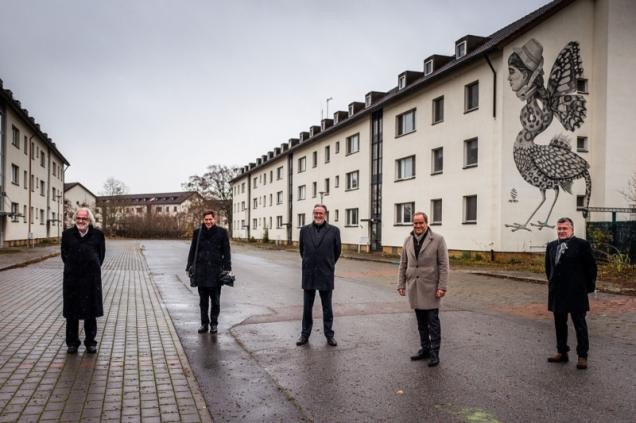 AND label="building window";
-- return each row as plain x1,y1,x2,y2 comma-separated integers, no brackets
277,216,283,228
346,134,360,155
335,141,340,154
456,40,467,59
577,136,588,152
23,171,27,189
10,203,19,222
269,170,273,183
576,195,586,210
334,209,339,222
396,109,416,136
346,208,359,226
253,177,258,188
253,198,258,209
431,148,443,174
465,81,479,112
40,153,46,168
23,136,28,154
431,199,442,225
174,206,177,212
325,145,330,163
277,166,284,180
298,156,306,173
52,161,57,176
424,59,433,76
262,173,267,186
396,156,415,180
269,193,273,206
241,182,246,193
241,201,245,211
40,209,45,225
312,182,317,198
398,74,407,90
346,171,359,190
464,138,478,168
463,195,477,224
11,164,19,185
298,185,306,200
312,151,318,168
577,78,588,94
335,175,340,188
23,205,27,223
40,181,45,196
297,213,306,228
157,206,162,213
324,178,330,195
253,218,258,229
277,191,283,204
432,96,444,124
395,202,415,225
11,126,20,147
